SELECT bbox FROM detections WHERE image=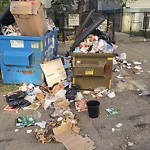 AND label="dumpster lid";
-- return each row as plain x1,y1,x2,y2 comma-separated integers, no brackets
3,50,33,66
